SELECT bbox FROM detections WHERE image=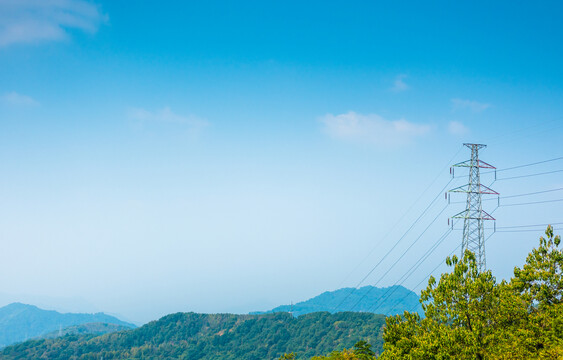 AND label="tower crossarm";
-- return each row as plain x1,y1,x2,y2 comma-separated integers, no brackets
448,184,499,195
451,209,496,221
452,159,496,169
